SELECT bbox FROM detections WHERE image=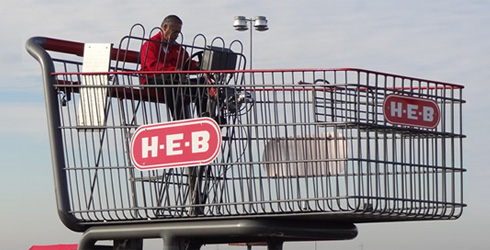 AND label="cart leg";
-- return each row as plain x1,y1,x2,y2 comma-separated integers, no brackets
267,240,283,250
163,236,202,250
185,240,202,250
114,239,143,250
77,238,97,250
